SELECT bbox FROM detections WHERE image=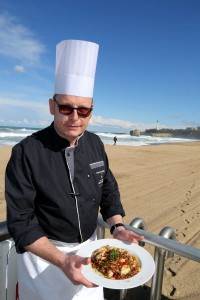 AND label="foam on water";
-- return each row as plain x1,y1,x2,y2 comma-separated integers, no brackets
0,126,197,147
